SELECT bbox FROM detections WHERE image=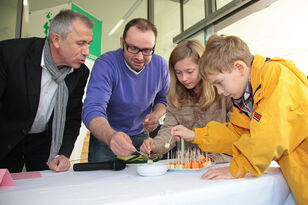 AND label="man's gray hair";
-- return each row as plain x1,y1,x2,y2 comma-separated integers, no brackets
47,9,94,42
